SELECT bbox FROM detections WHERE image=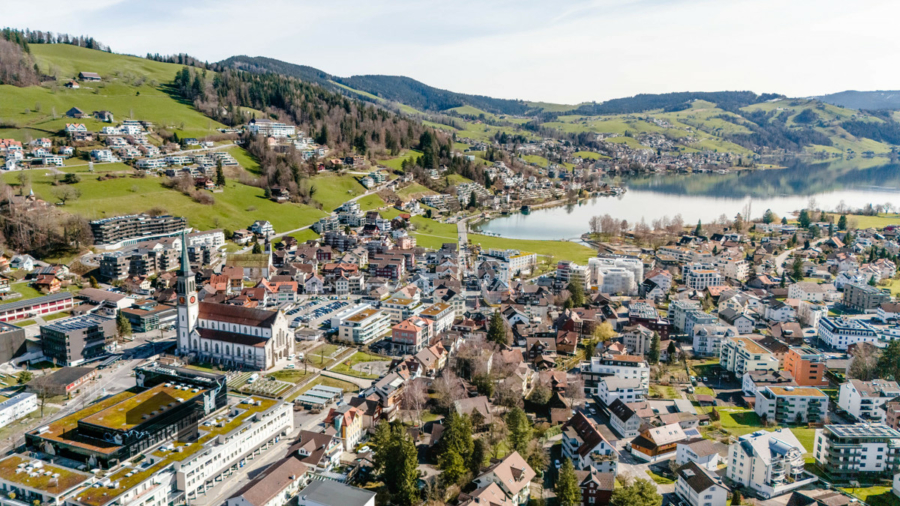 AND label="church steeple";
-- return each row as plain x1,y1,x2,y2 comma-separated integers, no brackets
179,228,192,276
177,227,196,297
